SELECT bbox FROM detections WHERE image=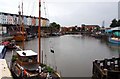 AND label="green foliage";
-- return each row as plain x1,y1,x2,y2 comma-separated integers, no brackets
46,66,54,73
110,19,117,28
40,64,54,73
40,63,47,67
117,19,120,26
110,19,120,27
12,55,17,62
49,22,60,33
